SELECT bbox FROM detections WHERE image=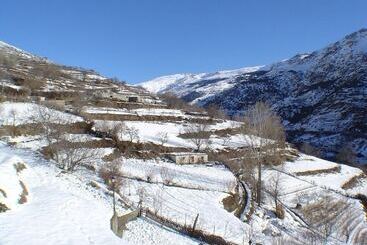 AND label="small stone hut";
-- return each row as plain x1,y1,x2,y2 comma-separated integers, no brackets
166,152,208,164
